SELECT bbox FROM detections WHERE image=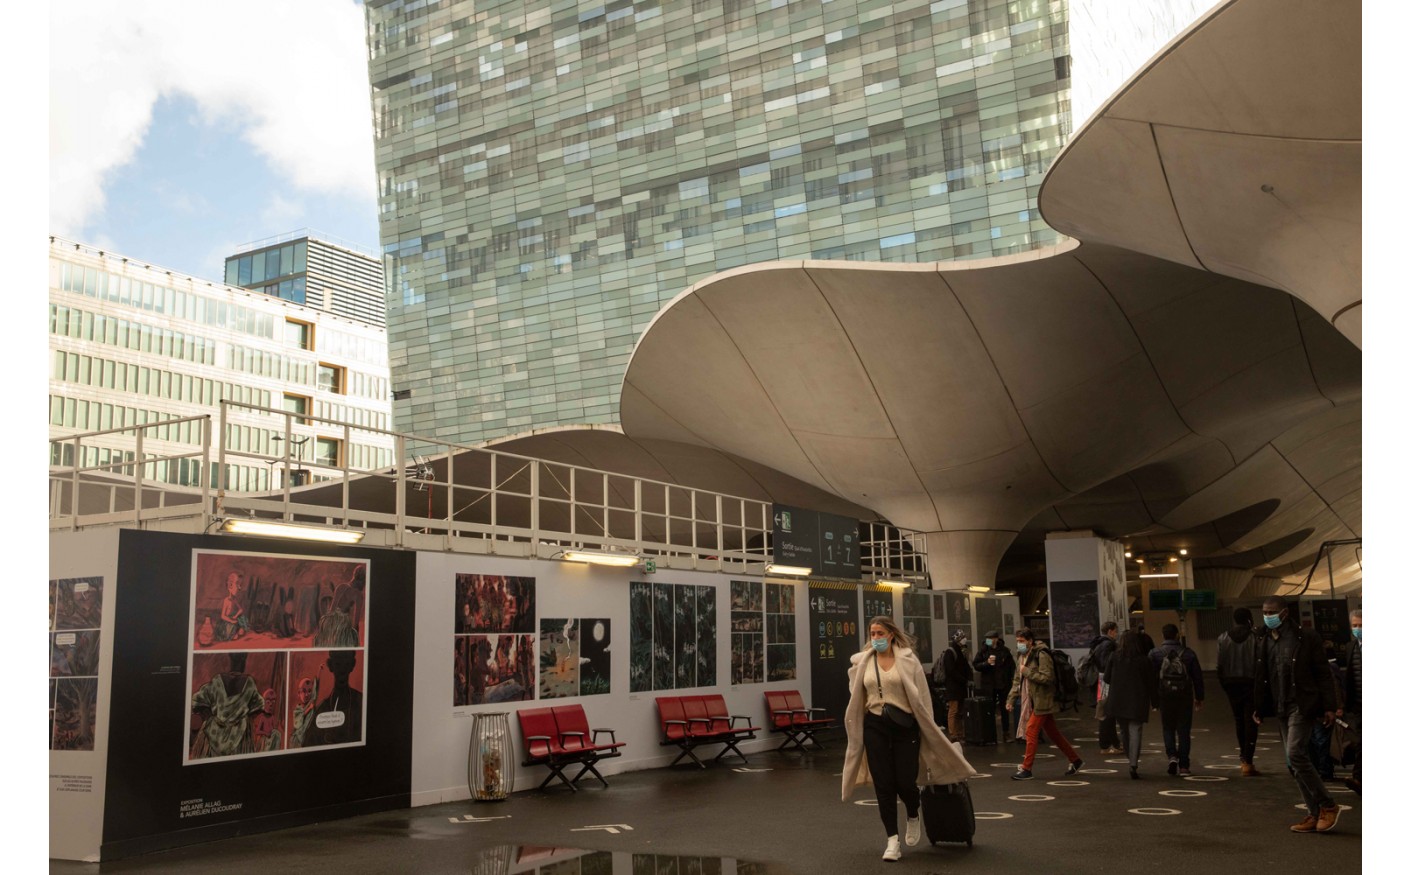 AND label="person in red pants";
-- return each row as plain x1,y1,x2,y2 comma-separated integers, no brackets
1005,628,1083,780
